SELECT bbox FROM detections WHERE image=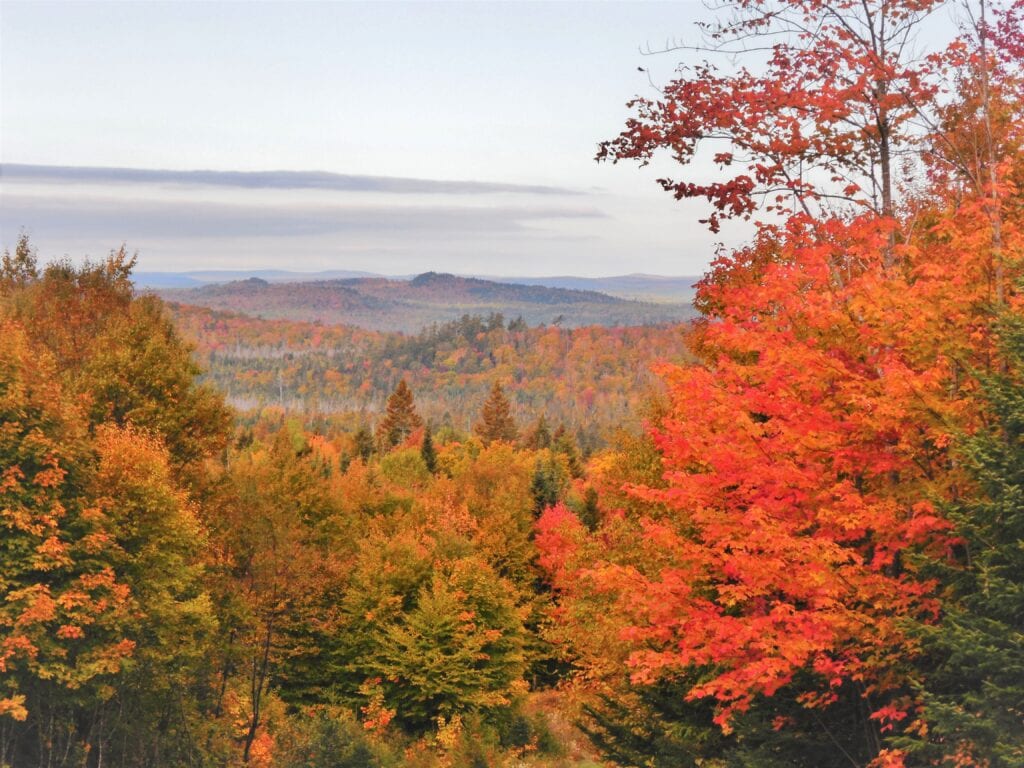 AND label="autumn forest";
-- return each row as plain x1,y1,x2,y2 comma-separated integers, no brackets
3,0,1024,767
